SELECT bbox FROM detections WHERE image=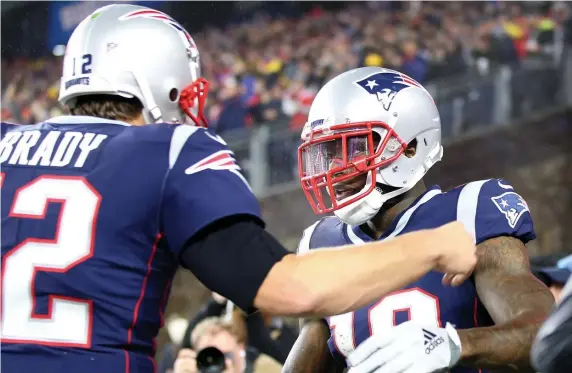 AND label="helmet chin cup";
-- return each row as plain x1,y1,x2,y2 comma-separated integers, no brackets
334,187,383,226
333,166,424,226
332,172,384,226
